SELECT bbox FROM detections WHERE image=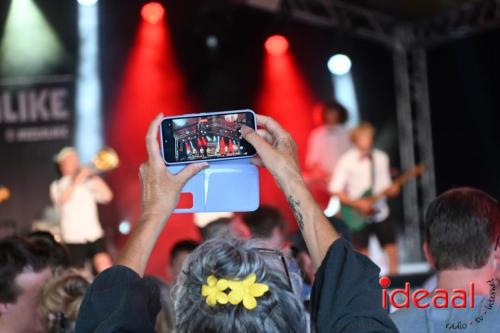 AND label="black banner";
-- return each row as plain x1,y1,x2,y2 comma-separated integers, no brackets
0,75,74,235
